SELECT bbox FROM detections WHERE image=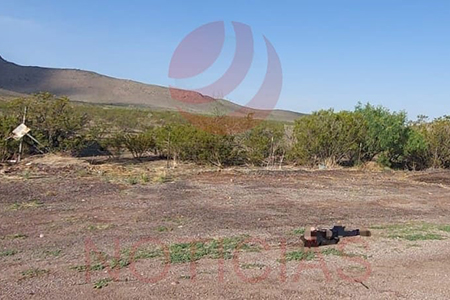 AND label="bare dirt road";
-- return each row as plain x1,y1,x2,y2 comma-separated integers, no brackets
1,158,450,299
